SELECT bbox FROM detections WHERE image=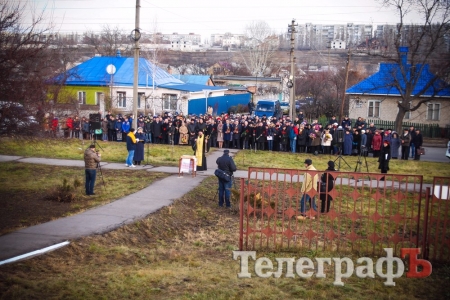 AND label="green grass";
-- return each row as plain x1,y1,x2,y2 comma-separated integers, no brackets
0,136,195,166
0,177,448,299
234,150,450,183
